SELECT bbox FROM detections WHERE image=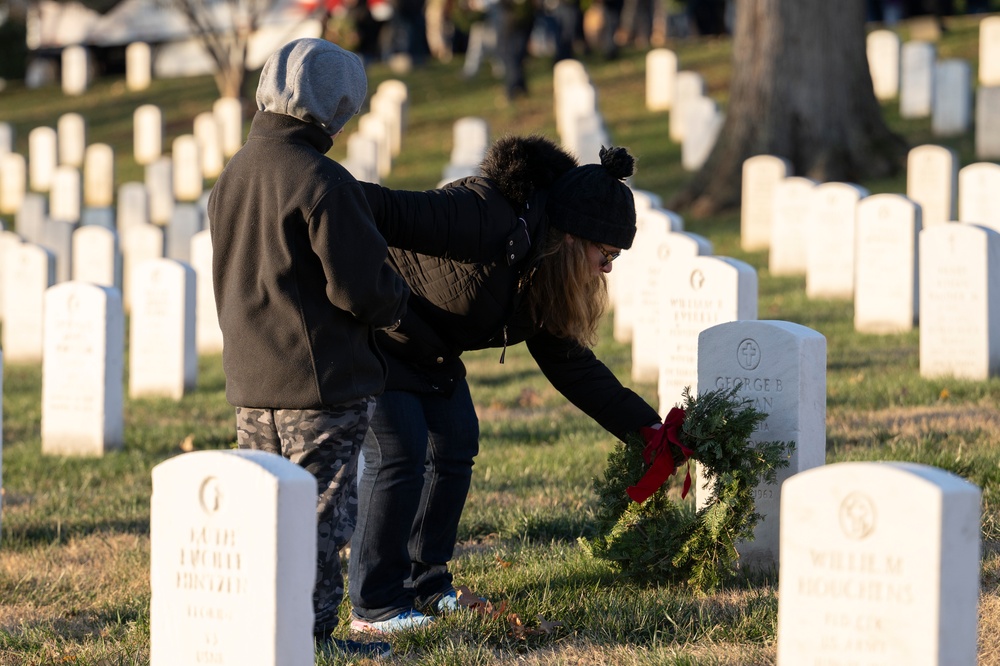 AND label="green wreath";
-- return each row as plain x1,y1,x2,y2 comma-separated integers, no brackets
580,385,795,592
